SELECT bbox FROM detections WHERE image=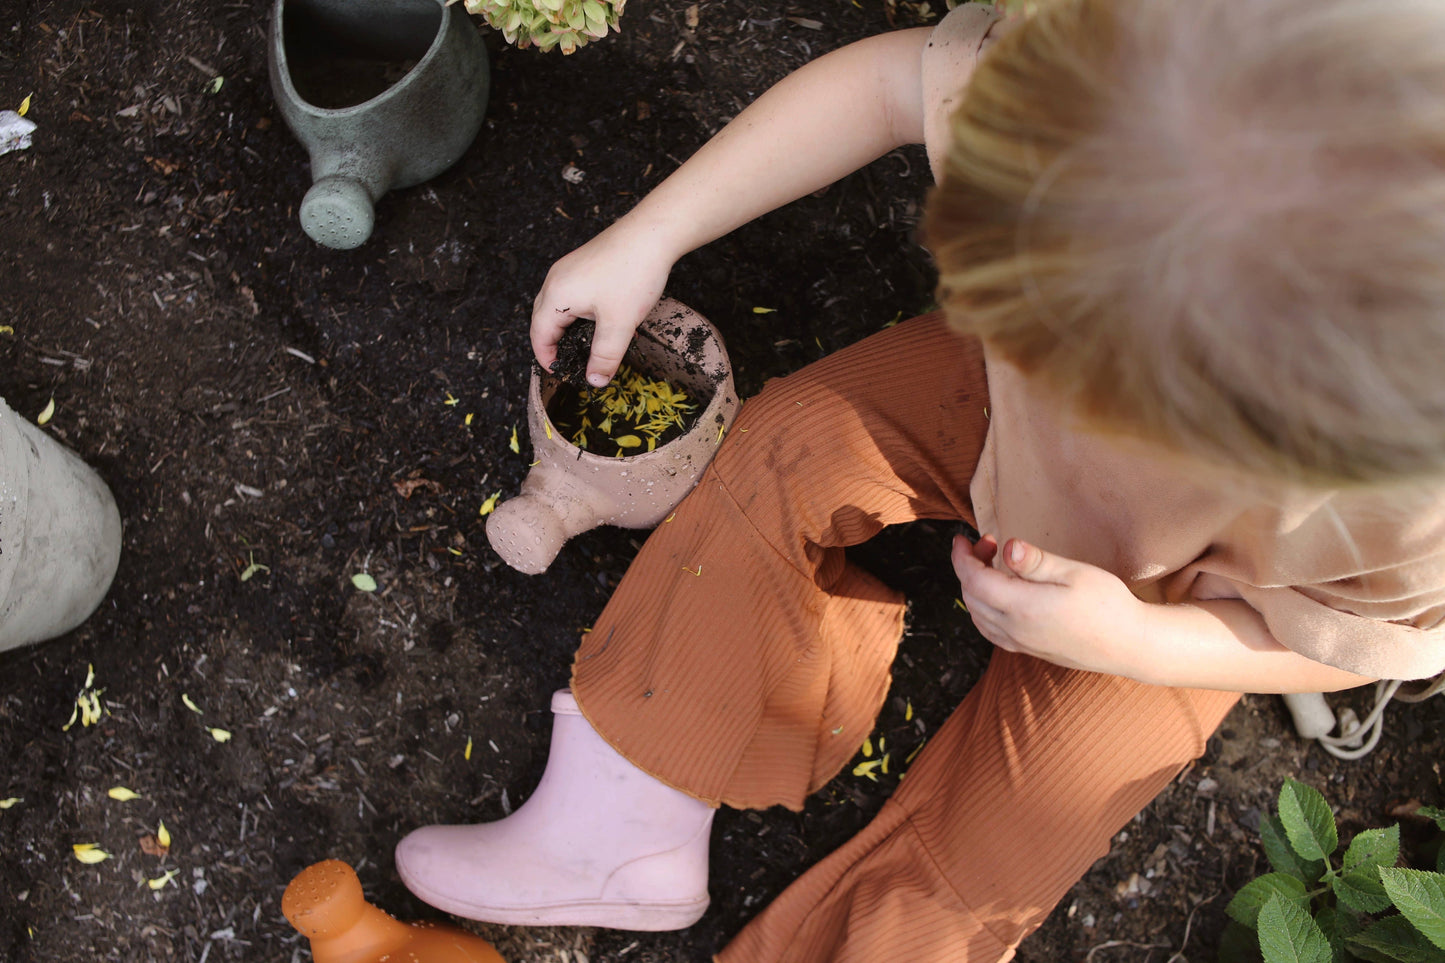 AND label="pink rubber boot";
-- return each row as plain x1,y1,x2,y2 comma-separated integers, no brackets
394,690,714,931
